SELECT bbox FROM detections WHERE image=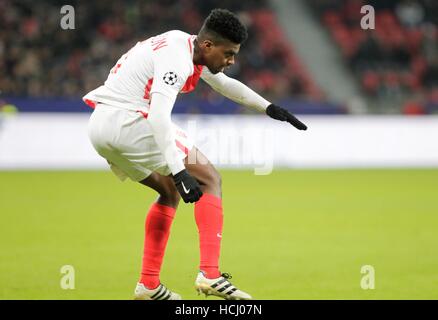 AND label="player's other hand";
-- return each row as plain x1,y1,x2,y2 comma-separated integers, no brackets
266,104,308,130
173,169,203,203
